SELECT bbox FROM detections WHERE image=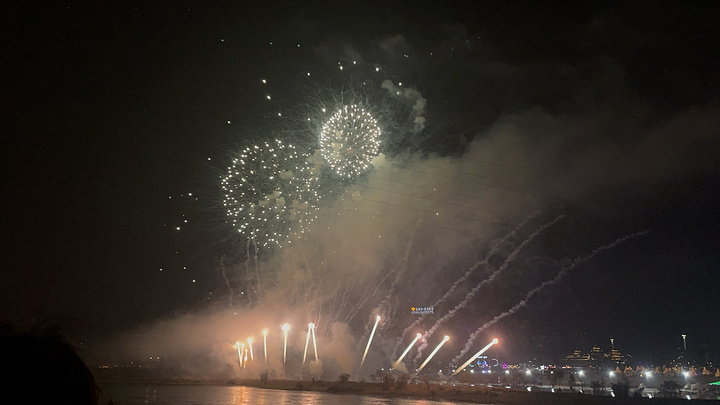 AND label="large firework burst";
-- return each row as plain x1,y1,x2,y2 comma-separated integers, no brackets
221,139,319,248
319,105,382,179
